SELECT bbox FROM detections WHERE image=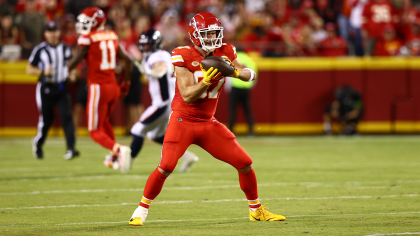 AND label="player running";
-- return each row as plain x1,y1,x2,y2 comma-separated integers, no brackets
109,29,198,173
68,7,133,173
129,12,285,226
